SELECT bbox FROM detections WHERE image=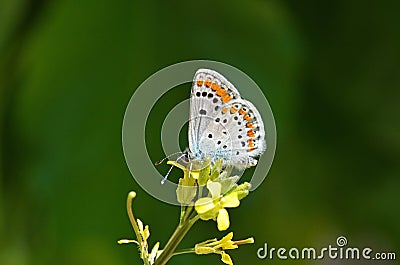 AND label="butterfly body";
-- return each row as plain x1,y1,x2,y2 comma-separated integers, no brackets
187,69,266,169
